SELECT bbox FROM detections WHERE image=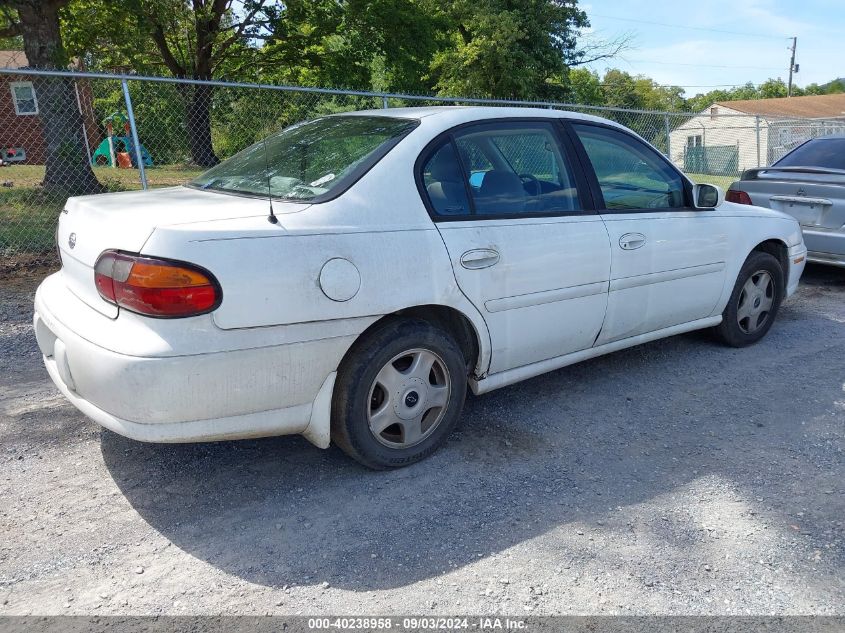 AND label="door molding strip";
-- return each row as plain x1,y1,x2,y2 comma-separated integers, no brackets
610,262,725,292
484,281,608,313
